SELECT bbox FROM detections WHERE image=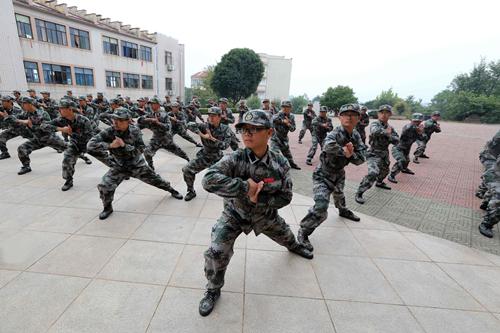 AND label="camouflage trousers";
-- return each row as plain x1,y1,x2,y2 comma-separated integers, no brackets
0,129,20,153
182,149,222,191
306,135,325,162
483,182,500,228
98,160,174,207
18,135,67,167
270,136,297,166
358,151,391,193
204,210,297,290
173,128,198,146
357,127,367,145
414,138,429,157
62,143,88,180
144,137,189,169
390,146,410,176
298,122,313,141
477,158,497,199
299,169,347,236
